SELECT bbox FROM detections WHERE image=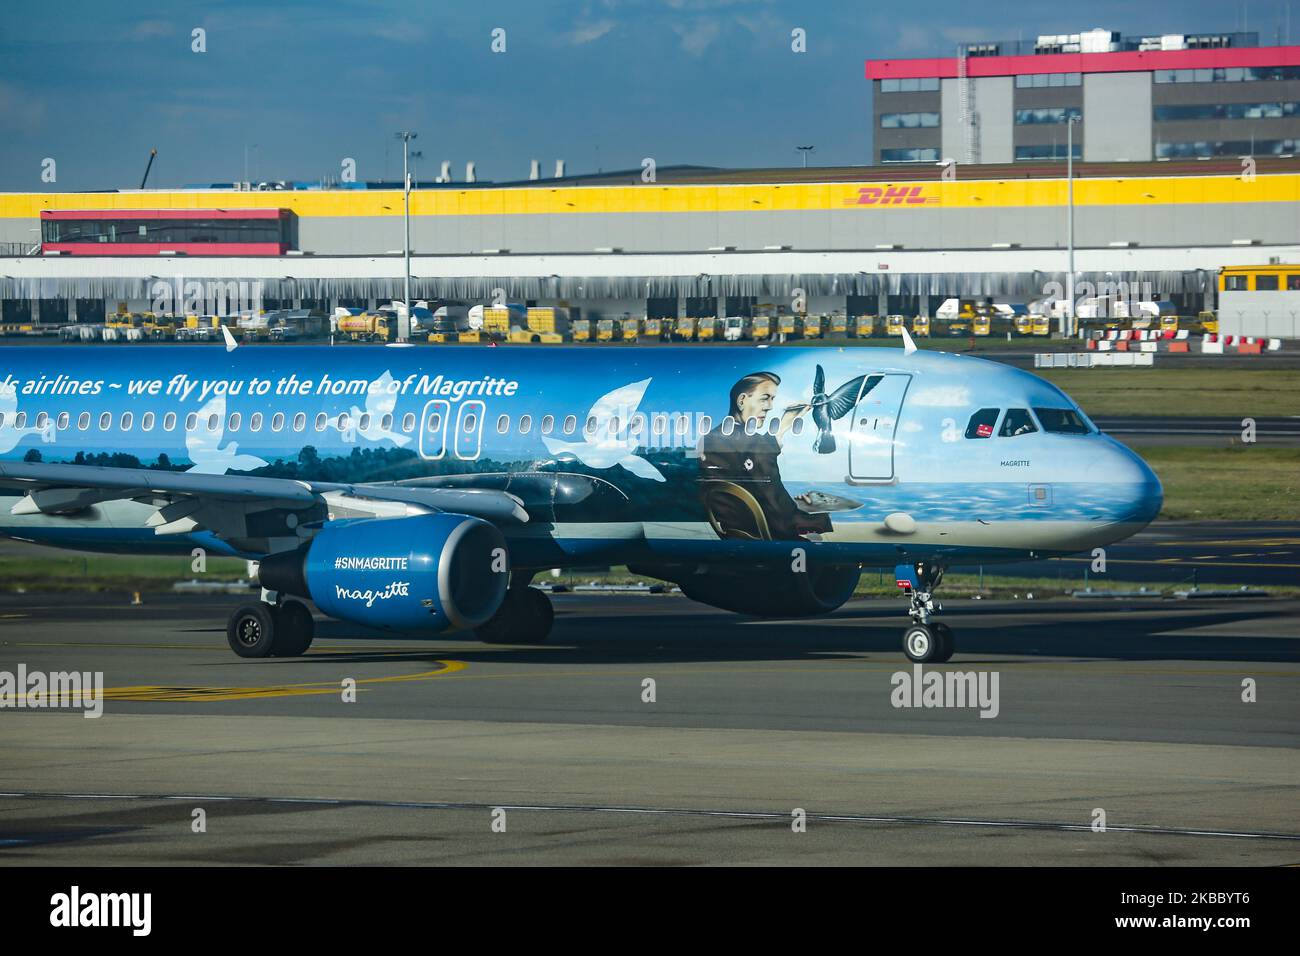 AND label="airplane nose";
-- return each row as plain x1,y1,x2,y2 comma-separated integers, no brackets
1089,437,1163,528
